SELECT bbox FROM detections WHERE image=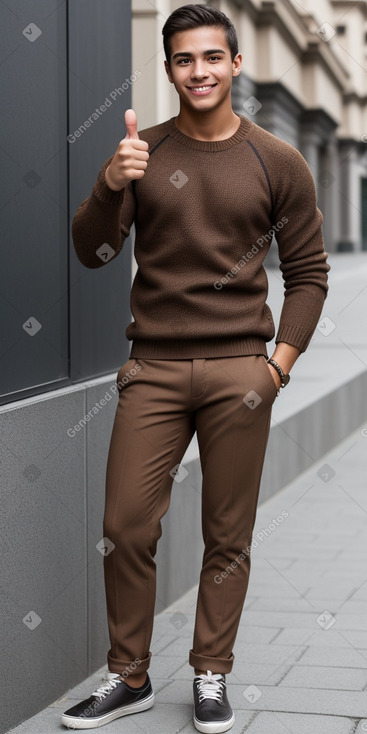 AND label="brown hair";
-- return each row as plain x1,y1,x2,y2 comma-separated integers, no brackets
162,3,239,65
